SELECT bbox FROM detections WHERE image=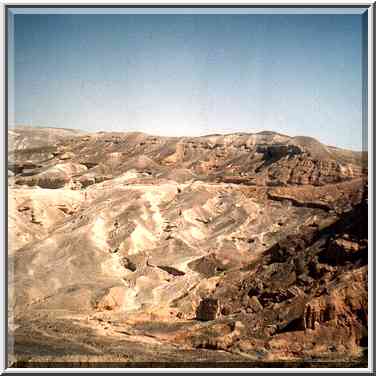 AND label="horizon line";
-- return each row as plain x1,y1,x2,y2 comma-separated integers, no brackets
9,123,367,153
